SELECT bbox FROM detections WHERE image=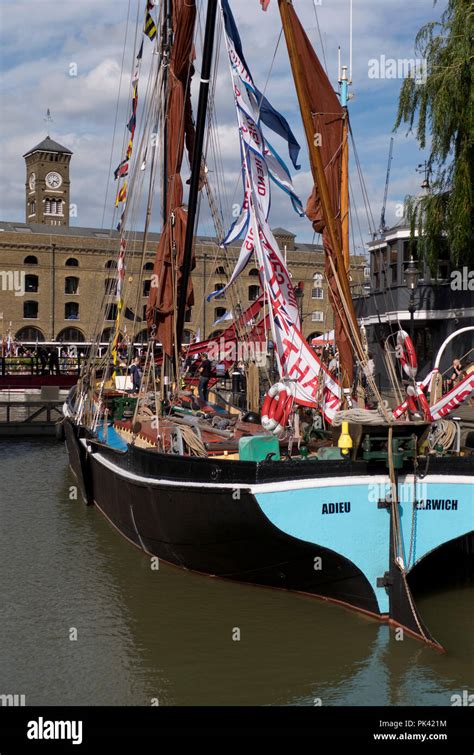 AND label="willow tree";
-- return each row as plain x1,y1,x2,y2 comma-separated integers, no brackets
394,0,473,268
